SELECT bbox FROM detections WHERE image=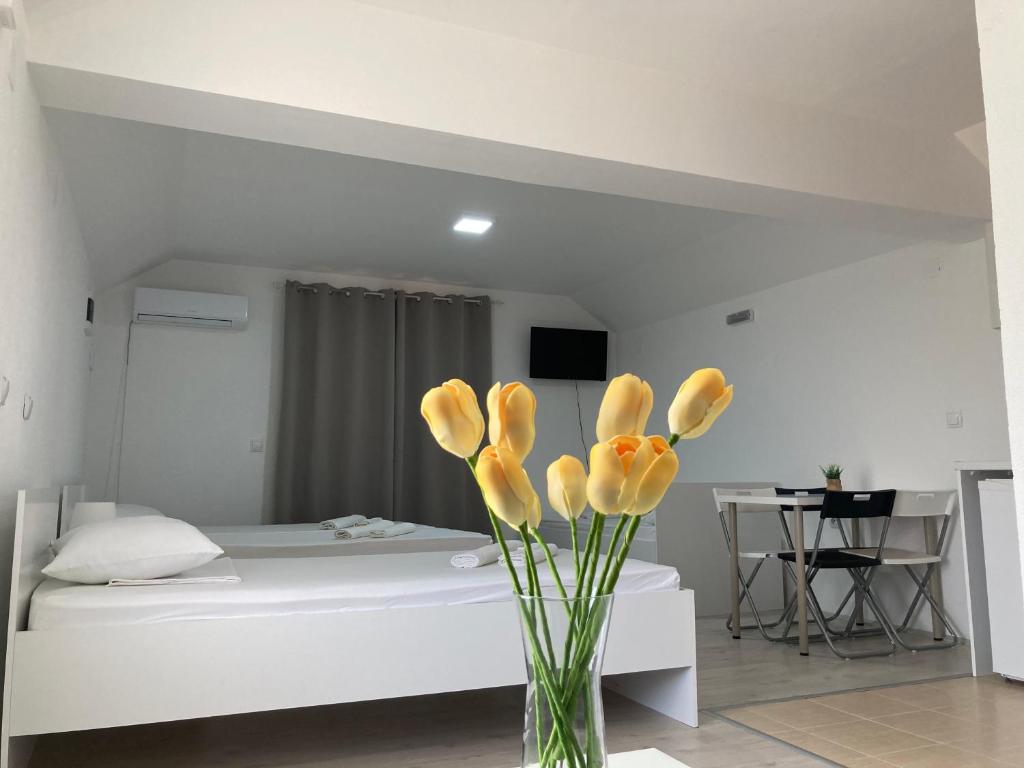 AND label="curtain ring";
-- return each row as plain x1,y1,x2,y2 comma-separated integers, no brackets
0,376,9,407
22,394,33,421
